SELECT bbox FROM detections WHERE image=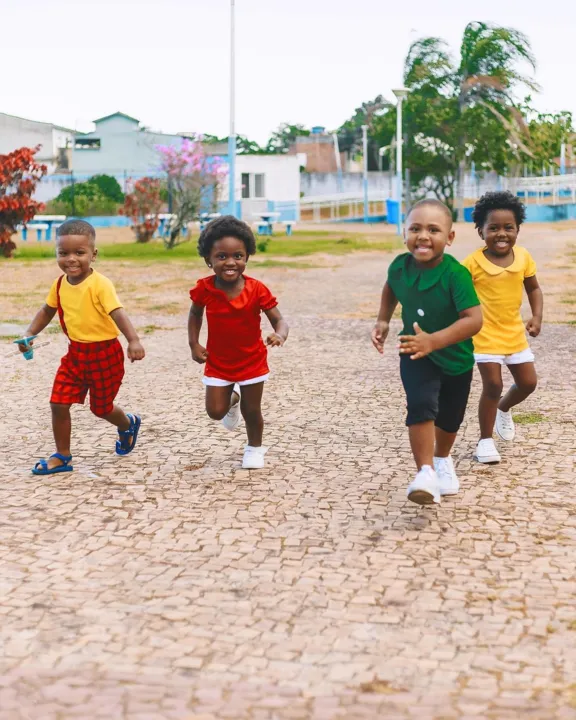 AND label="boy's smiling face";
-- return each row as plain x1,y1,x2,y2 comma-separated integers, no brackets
56,234,97,284
404,204,455,268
